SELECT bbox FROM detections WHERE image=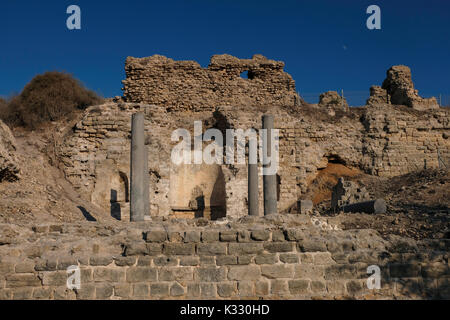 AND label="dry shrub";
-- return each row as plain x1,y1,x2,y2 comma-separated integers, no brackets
0,72,103,129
